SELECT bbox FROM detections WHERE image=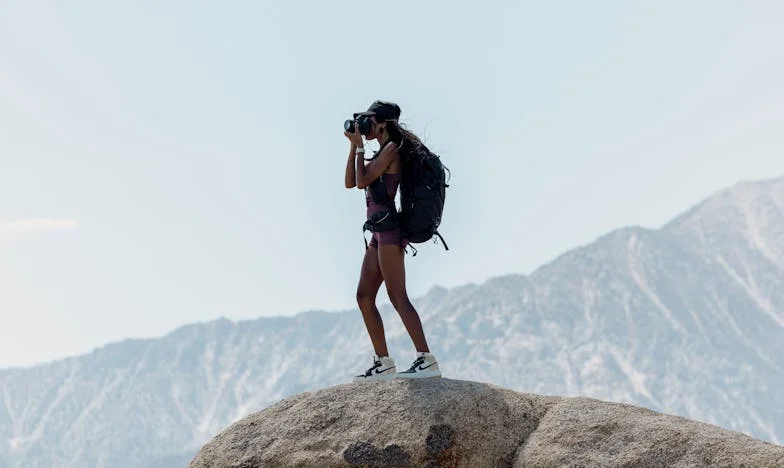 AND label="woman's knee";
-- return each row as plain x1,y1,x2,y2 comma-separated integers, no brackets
386,287,411,310
356,288,376,309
